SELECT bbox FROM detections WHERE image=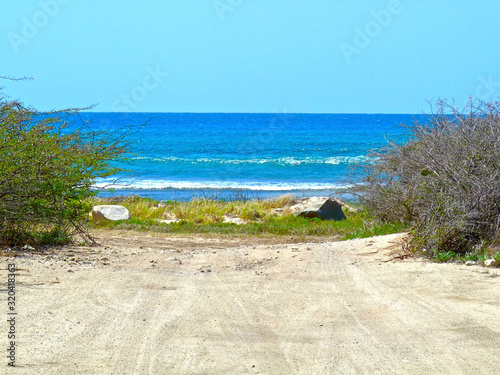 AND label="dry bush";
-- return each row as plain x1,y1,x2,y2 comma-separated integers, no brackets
359,100,500,256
